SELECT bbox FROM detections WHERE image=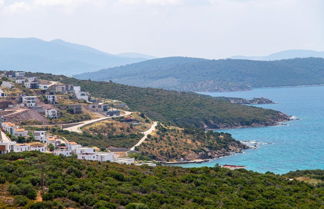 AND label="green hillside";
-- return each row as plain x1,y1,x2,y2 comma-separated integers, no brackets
0,152,323,208
75,57,324,91
33,73,289,129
